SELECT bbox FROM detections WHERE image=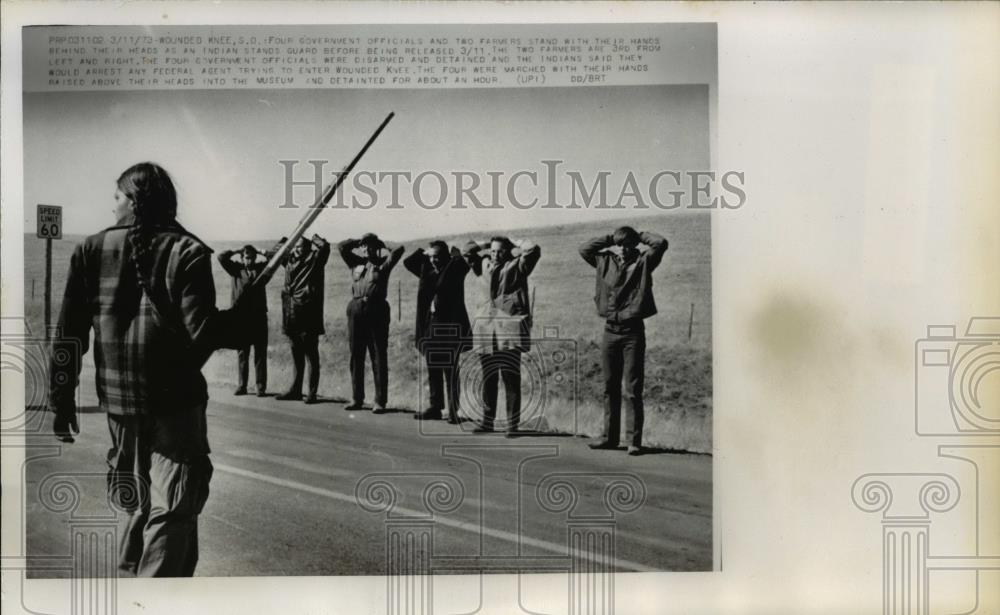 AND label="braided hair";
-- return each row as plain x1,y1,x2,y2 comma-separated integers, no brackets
117,163,178,293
